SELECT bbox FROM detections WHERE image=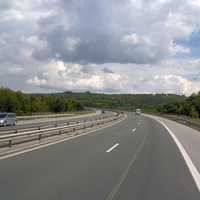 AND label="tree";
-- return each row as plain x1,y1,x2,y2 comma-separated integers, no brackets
0,88,18,112
0,87,83,115
180,102,191,116
189,107,199,118
50,97,66,113
161,103,180,114
67,99,83,111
